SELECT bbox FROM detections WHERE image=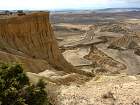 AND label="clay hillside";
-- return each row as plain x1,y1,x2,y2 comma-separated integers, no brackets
0,11,93,77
